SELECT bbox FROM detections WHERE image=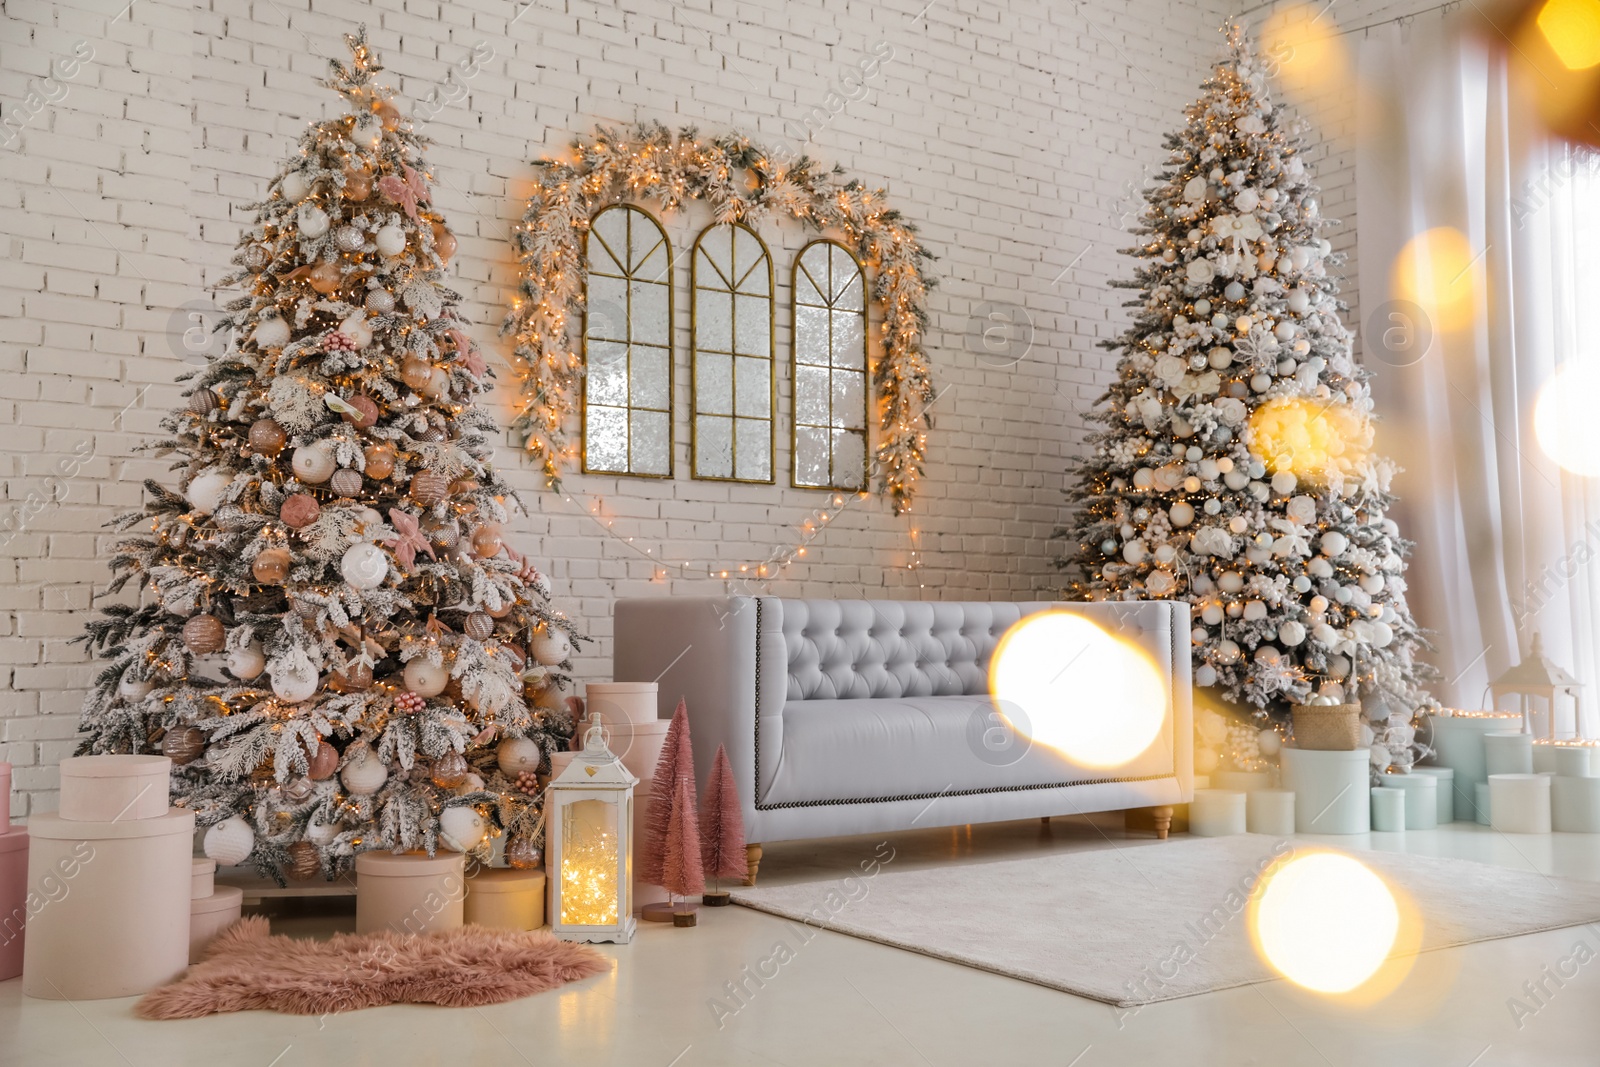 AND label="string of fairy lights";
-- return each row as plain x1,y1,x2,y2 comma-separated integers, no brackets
501,123,937,517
